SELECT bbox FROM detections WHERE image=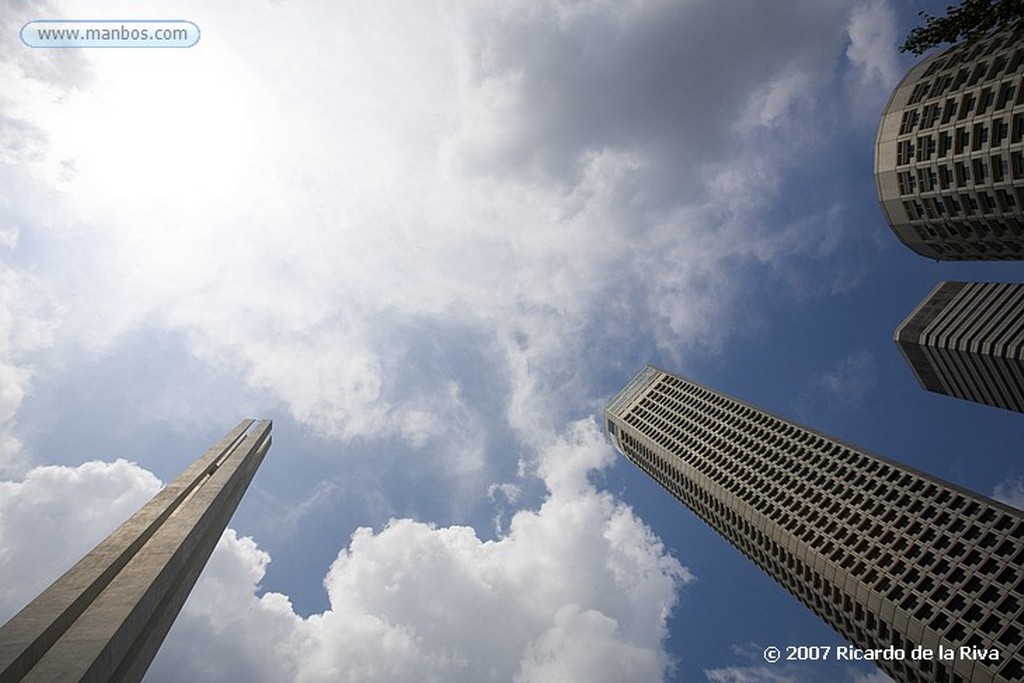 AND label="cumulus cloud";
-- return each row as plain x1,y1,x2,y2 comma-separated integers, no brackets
150,419,689,682
0,419,690,682
0,458,161,620
515,604,665,683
